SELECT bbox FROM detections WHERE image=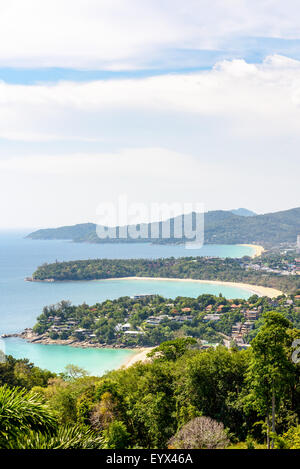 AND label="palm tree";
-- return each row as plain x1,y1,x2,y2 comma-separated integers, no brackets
0,385,103,449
